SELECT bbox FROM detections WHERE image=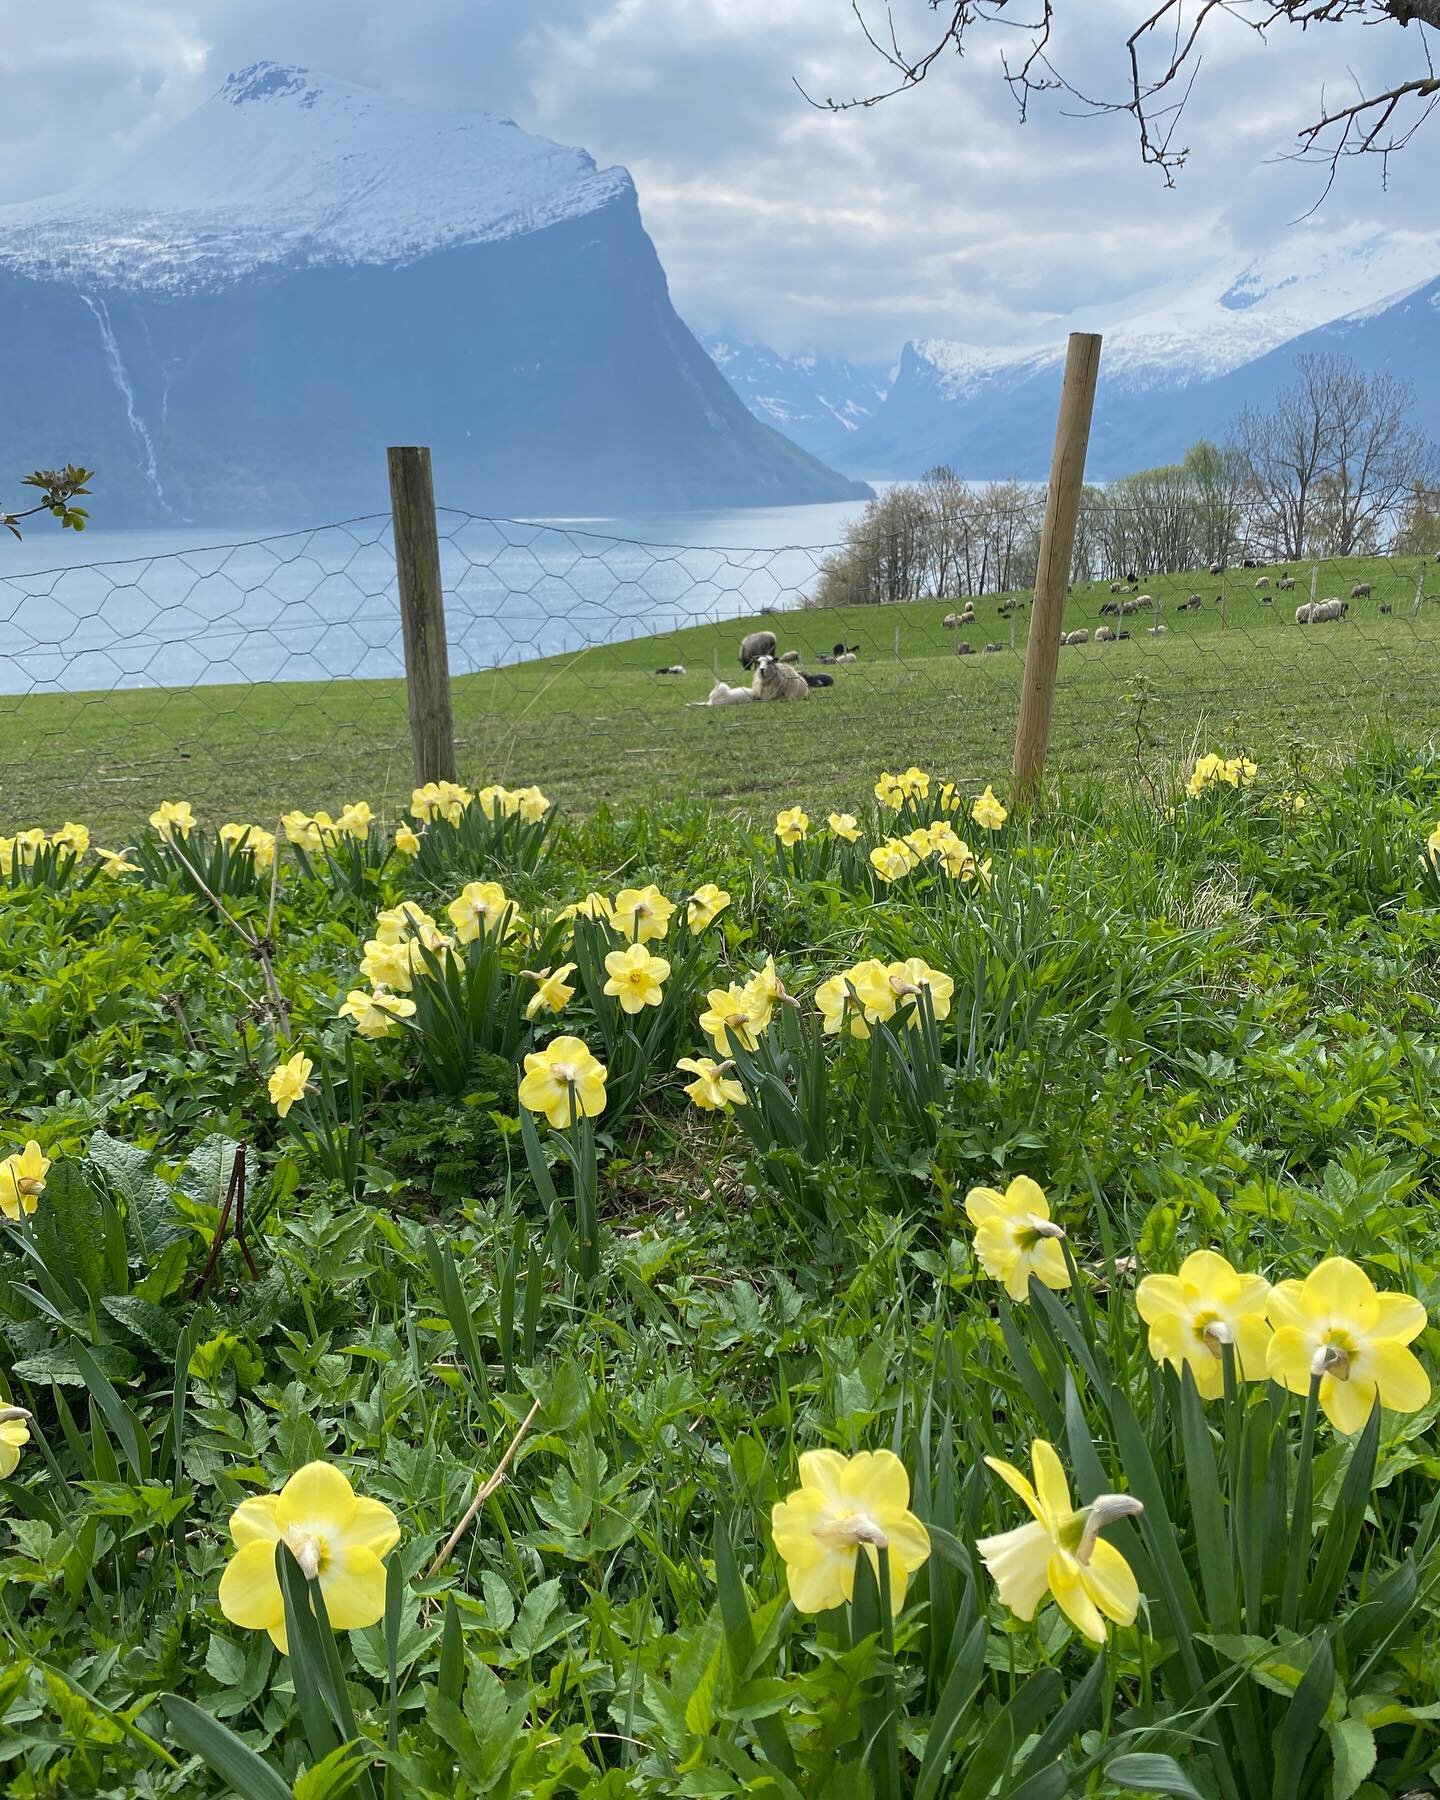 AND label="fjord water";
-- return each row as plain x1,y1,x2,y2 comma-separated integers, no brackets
0,497,877,695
